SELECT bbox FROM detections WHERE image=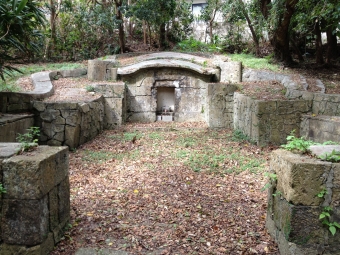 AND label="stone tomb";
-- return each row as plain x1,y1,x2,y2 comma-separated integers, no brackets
122,68,214,123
